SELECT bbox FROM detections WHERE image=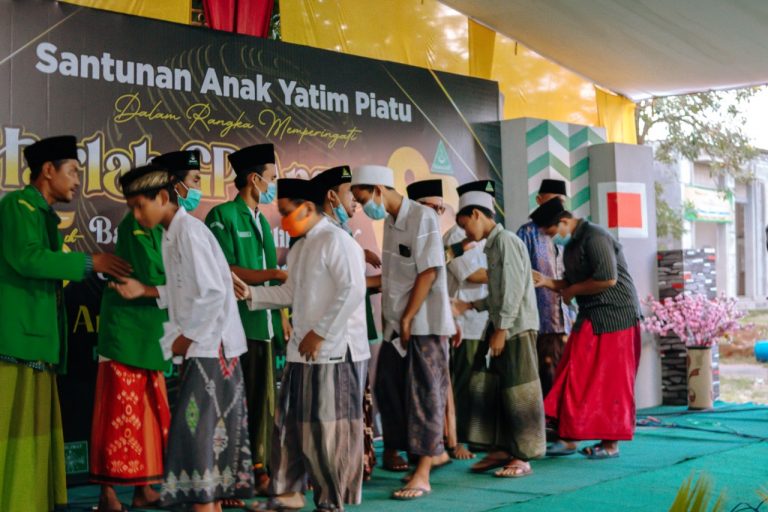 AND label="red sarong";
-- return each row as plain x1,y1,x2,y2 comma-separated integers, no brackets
544,319,641,441
90,361,171,485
